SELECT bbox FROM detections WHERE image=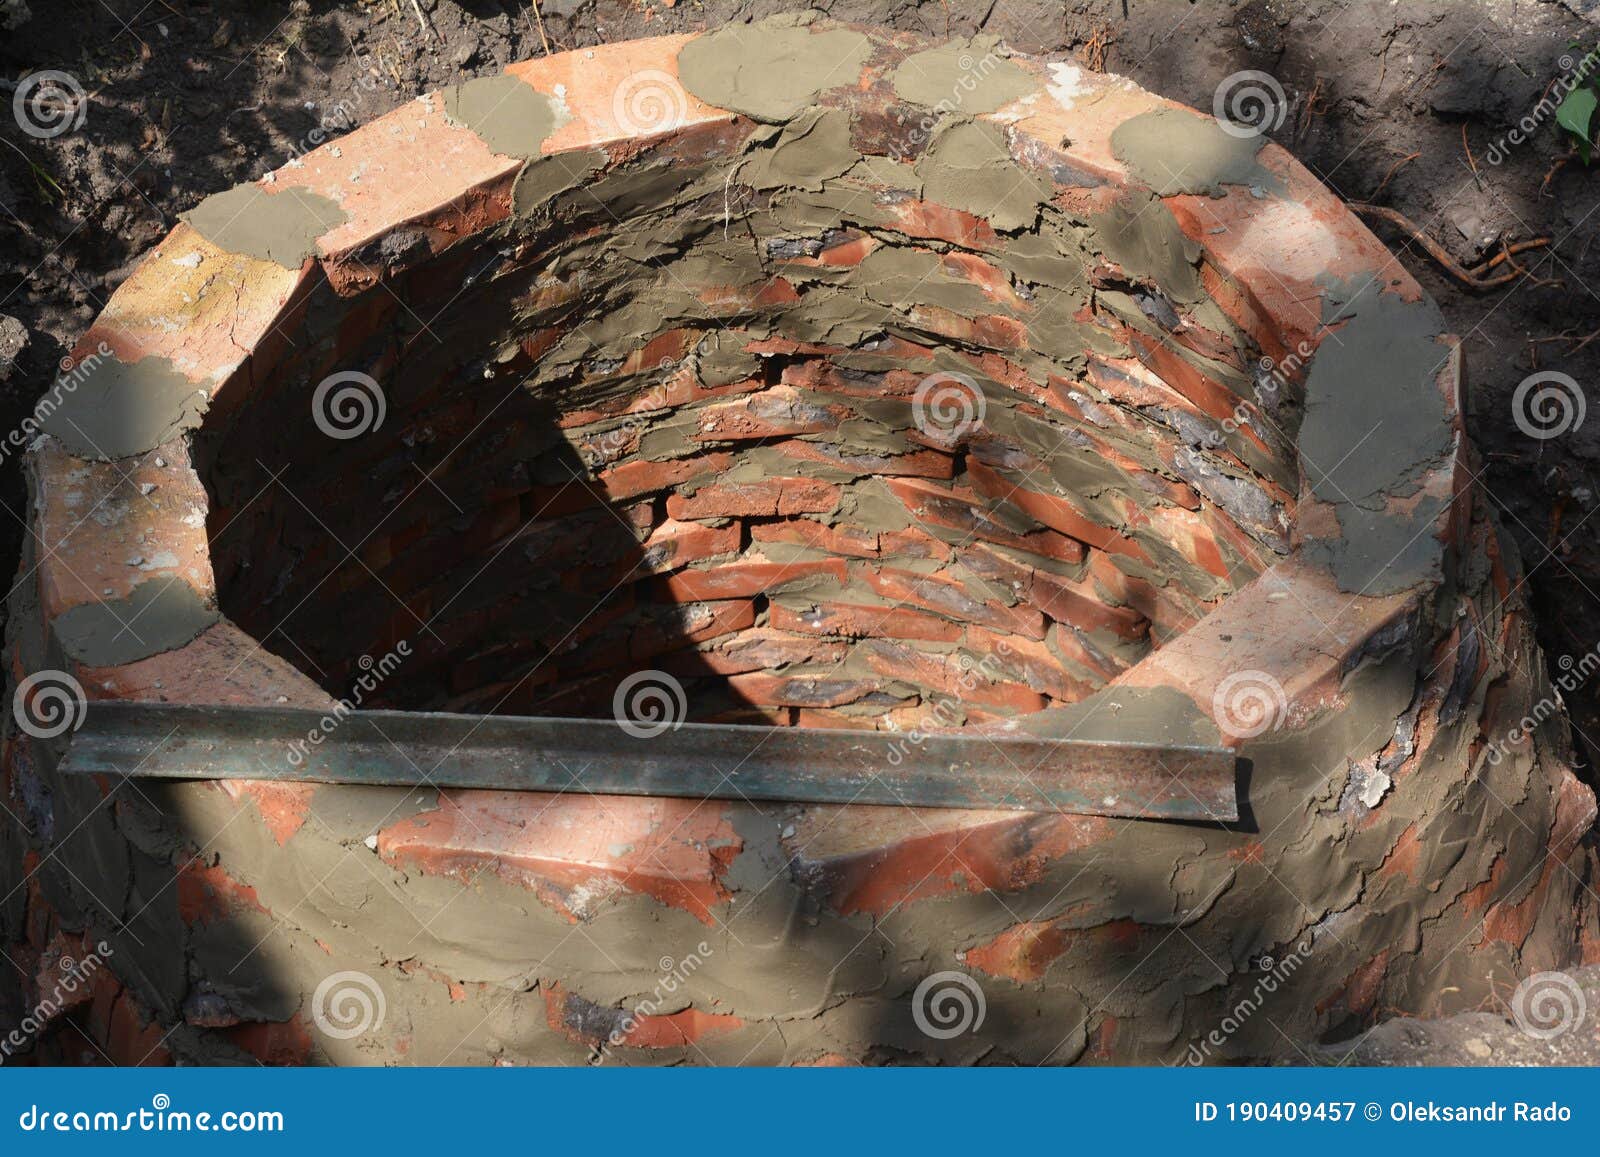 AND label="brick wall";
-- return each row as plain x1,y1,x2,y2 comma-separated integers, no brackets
196,208,1294,731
